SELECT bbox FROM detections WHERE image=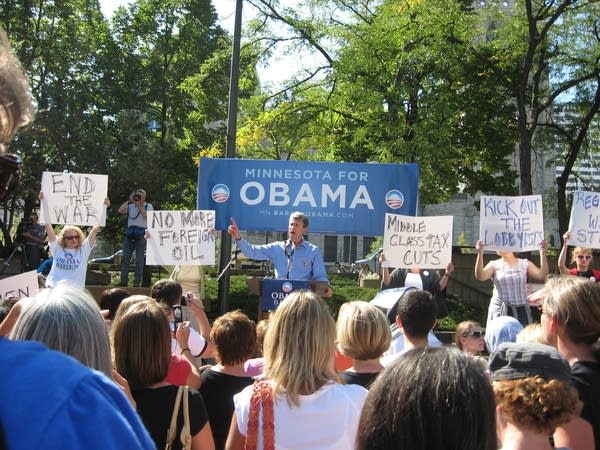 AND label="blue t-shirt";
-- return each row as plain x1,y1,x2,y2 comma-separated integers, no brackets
0,339,155,450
